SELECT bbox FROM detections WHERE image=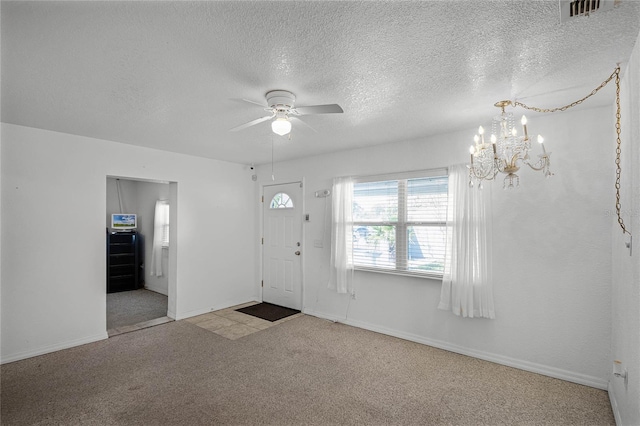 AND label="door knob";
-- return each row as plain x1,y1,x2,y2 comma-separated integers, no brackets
295,251,301,256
